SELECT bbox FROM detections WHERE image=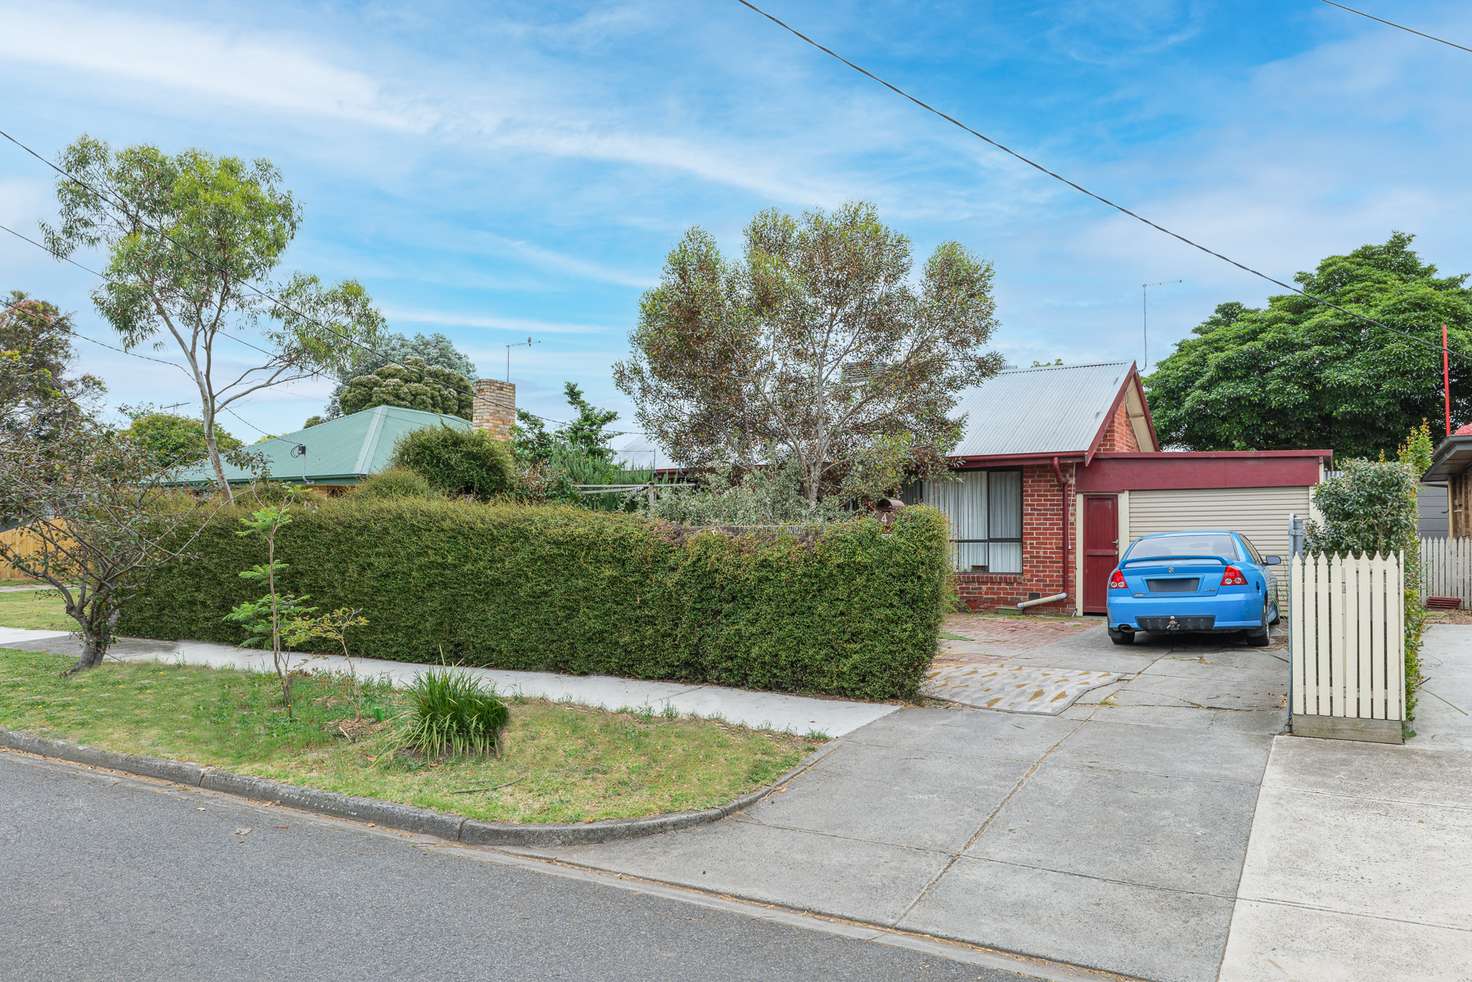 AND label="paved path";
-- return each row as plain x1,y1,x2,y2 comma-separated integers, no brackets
0,630,896,737
0,752,1045,982
525,621,1291,982
1220,623,1472,981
